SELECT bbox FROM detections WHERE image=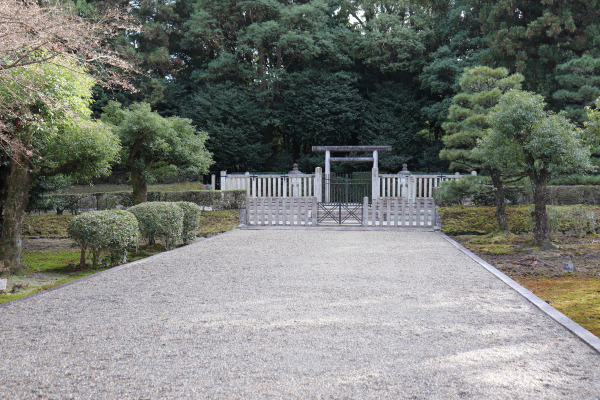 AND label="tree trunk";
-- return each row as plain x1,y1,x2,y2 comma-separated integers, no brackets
0,152,34,274
531,169,553,249
131,168,147,205
490,169,510,235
